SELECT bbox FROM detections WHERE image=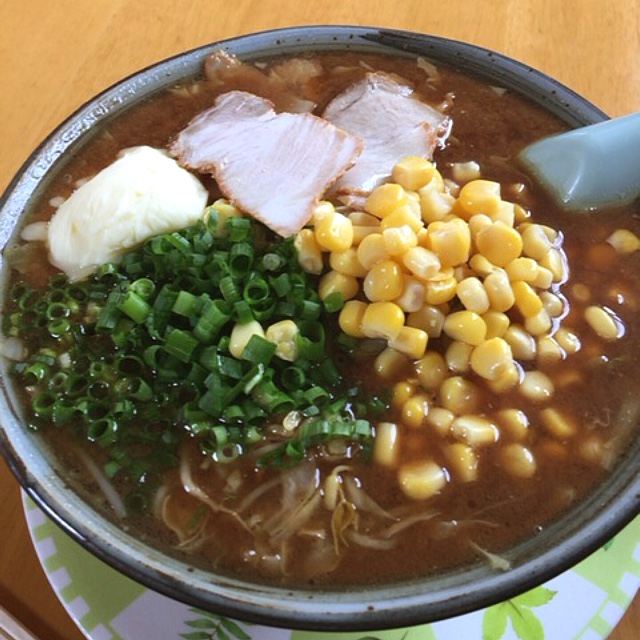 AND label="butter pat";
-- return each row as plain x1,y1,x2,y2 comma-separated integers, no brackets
47,146,208,281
